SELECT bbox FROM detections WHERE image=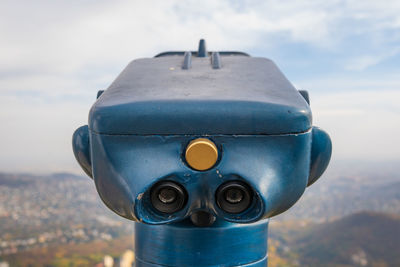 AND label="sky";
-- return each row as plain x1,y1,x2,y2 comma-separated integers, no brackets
0,0,399,174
